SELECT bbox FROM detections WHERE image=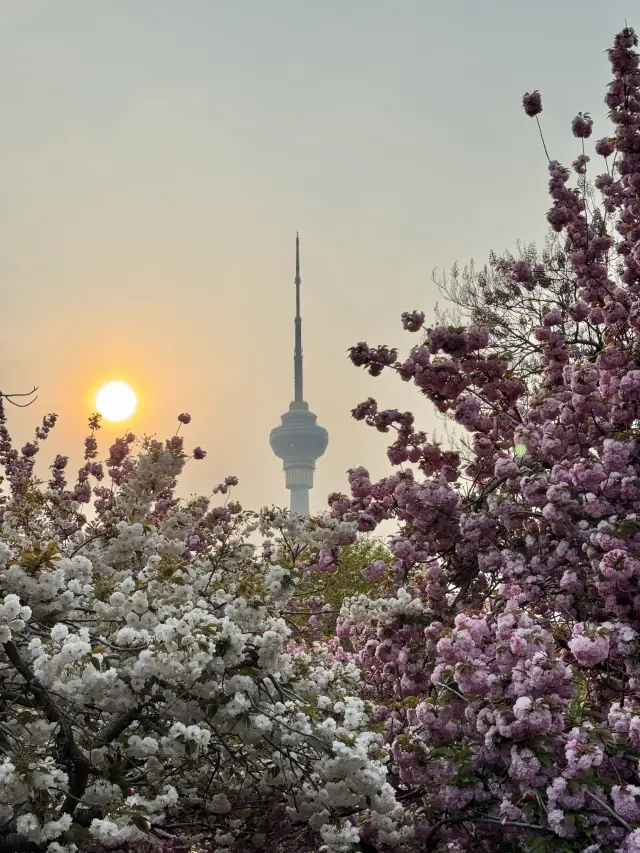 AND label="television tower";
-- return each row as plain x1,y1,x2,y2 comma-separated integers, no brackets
270,234,328,516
